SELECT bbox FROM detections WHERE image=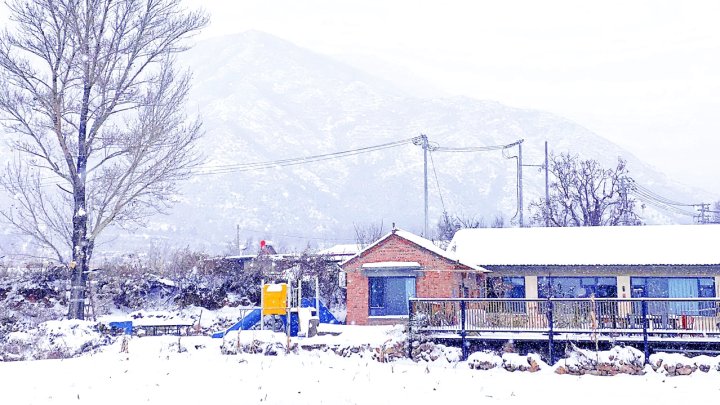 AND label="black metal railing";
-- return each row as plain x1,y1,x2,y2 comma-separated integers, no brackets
408,297,720,362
